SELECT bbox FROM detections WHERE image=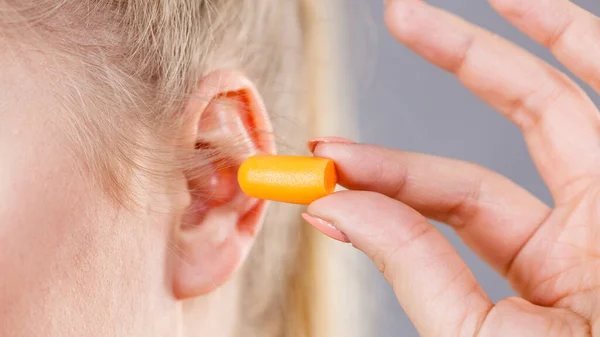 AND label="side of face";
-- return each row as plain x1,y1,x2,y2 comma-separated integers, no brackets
0,40,273,336
0,45,183,336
